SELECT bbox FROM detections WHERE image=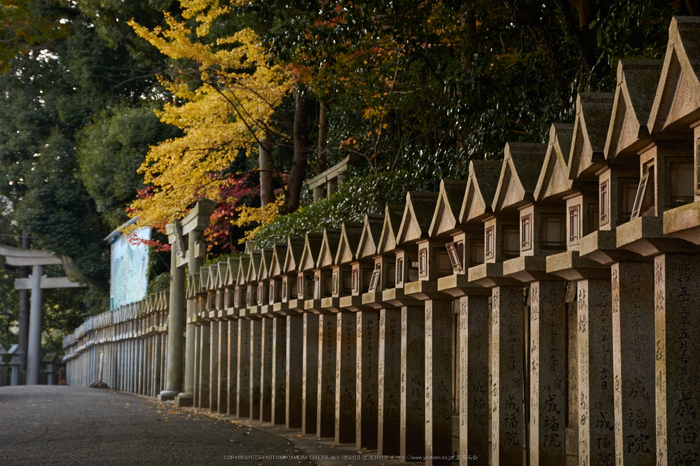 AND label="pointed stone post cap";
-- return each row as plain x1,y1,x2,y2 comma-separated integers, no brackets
8,344,24,365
